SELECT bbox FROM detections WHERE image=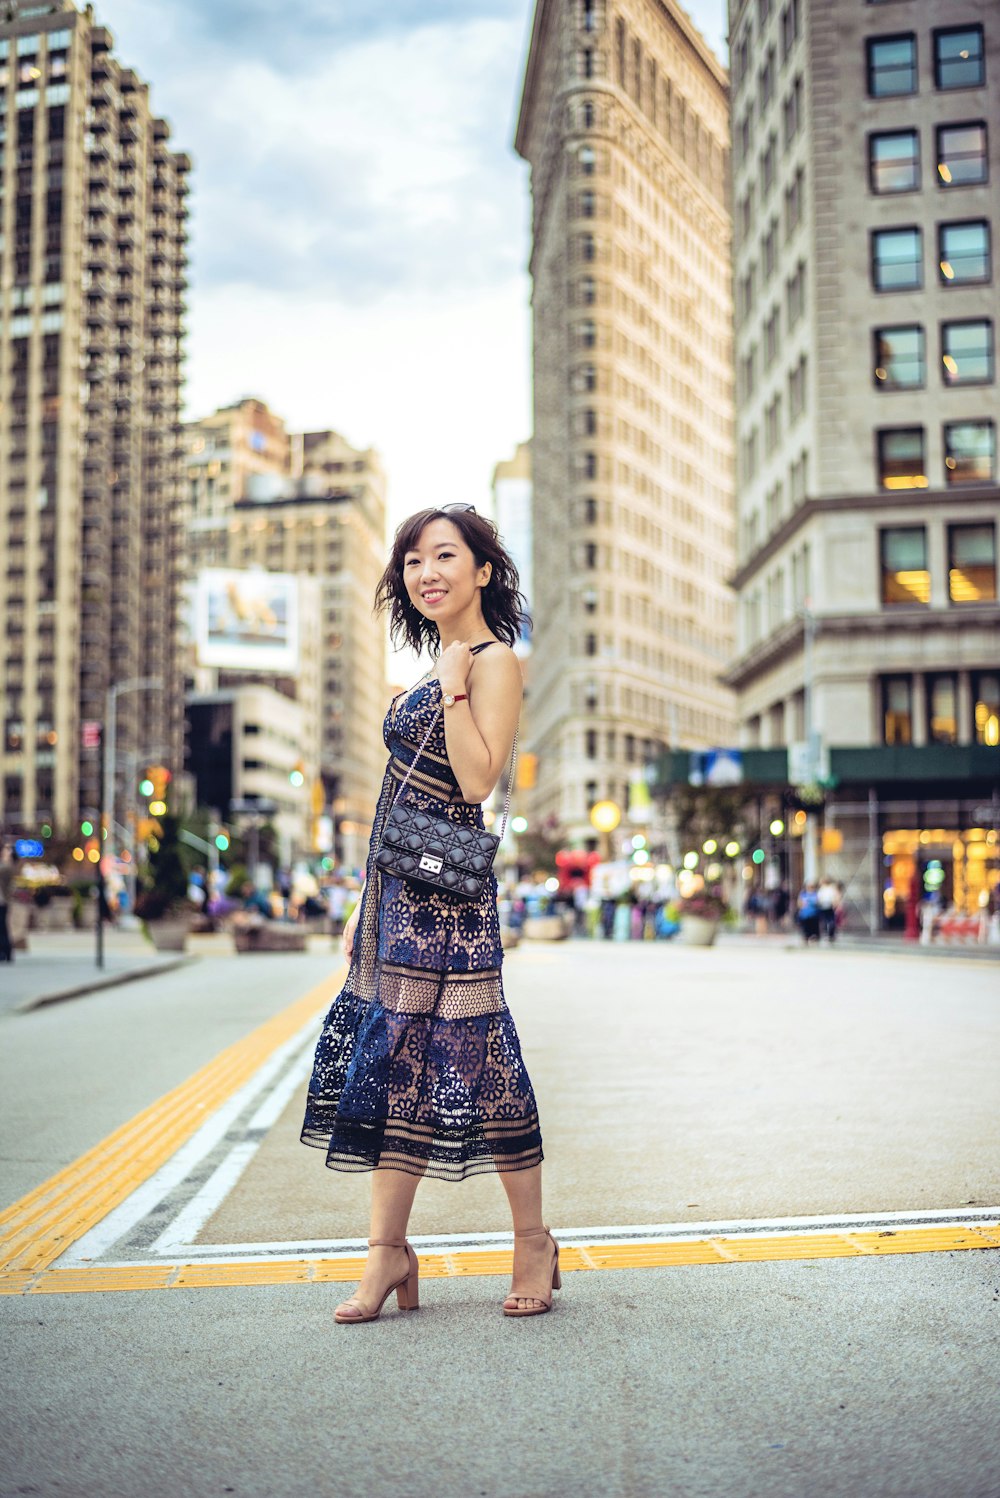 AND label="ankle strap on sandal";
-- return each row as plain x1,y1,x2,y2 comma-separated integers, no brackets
512,1226,550,1238
368,1238,407,1248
